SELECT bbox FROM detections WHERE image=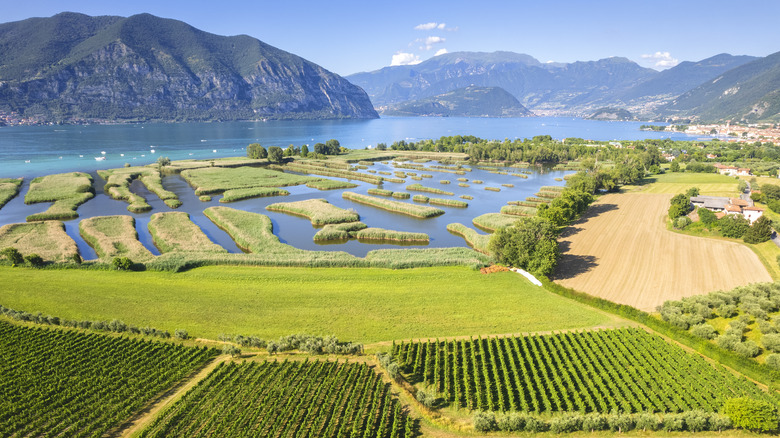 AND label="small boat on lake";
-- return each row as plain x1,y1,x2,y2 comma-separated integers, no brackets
95,156,106,161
